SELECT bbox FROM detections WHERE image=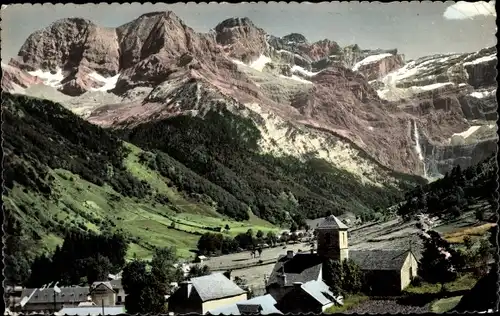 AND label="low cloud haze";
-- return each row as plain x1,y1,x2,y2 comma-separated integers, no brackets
443,1,496,20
